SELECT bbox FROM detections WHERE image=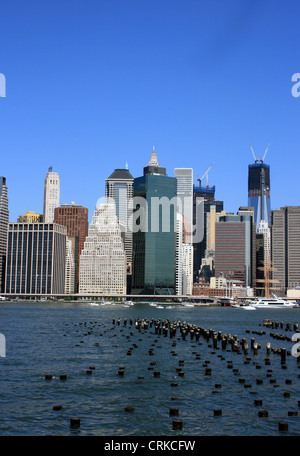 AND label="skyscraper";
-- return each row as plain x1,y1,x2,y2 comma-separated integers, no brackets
5,222,67,295
79,203,126,296
175,168,194,295
248,144,271,231
43,167,60,223
65,236,76,295
193,180,223,282
174,168,193,243
215,210,256,288
132,147,177,295
0,177,9,293
105,167,134,270
271,206,300,294
54,202,89,292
